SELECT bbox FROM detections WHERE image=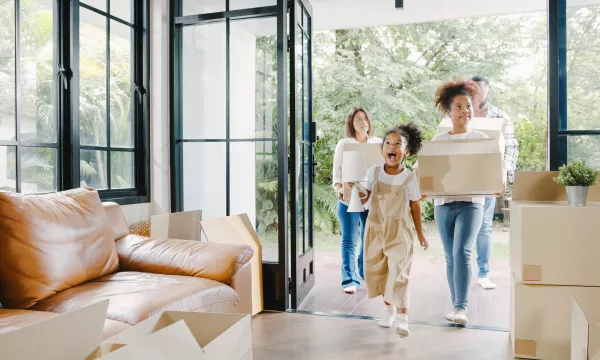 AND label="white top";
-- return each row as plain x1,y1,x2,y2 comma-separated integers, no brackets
332,136,383,205
366,166,421,202
431,130,487,206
